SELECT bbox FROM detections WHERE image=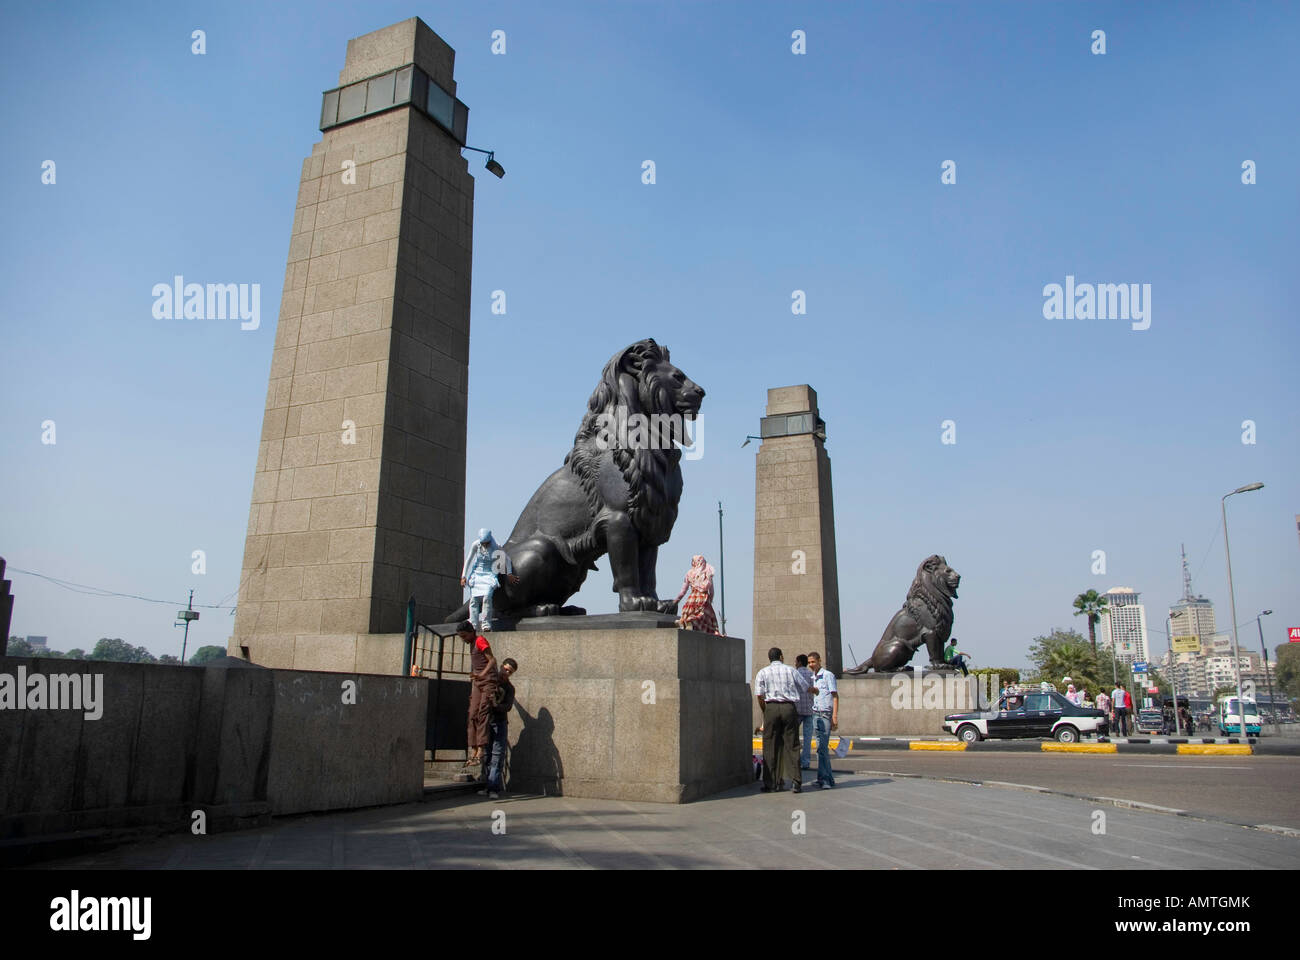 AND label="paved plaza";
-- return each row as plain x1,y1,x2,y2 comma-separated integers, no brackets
33,771,1300,870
